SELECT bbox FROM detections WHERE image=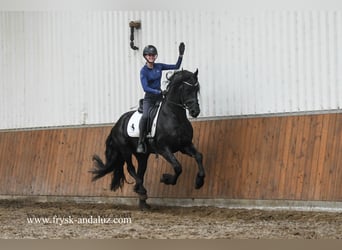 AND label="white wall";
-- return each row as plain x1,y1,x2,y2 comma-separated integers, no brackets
1,9,342,129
